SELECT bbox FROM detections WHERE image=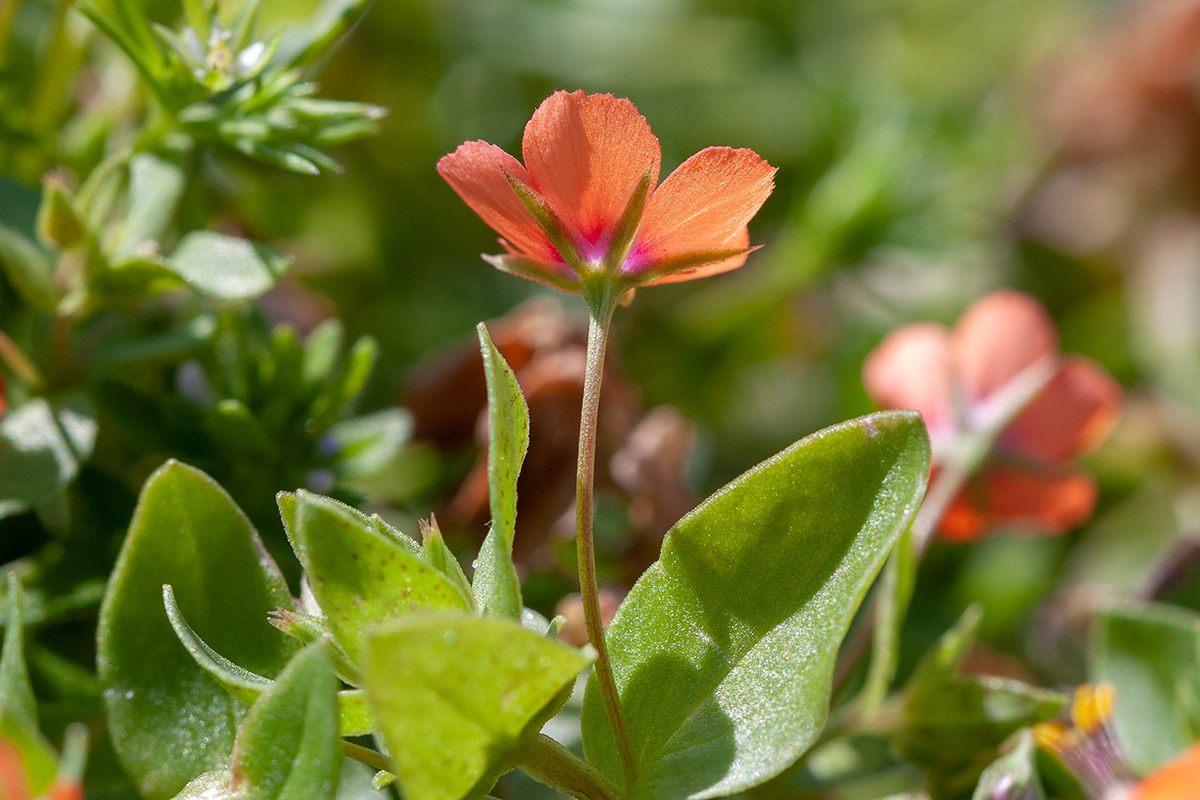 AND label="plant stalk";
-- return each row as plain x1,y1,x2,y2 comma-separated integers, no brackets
341,741,390,773
576,286,635,784
520,734,623,800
